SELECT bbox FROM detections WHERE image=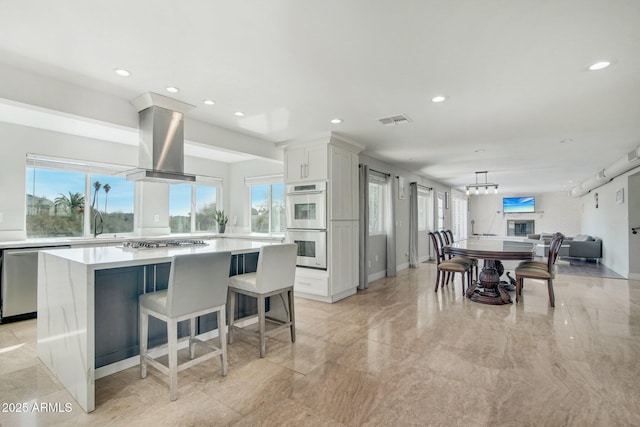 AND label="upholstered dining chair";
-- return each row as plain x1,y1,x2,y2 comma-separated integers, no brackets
139,251,232,401
517,232,564,270
228,243,297,358
445,229,478,281
435,230,473,285
515,233,564,307
429,232,473,296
